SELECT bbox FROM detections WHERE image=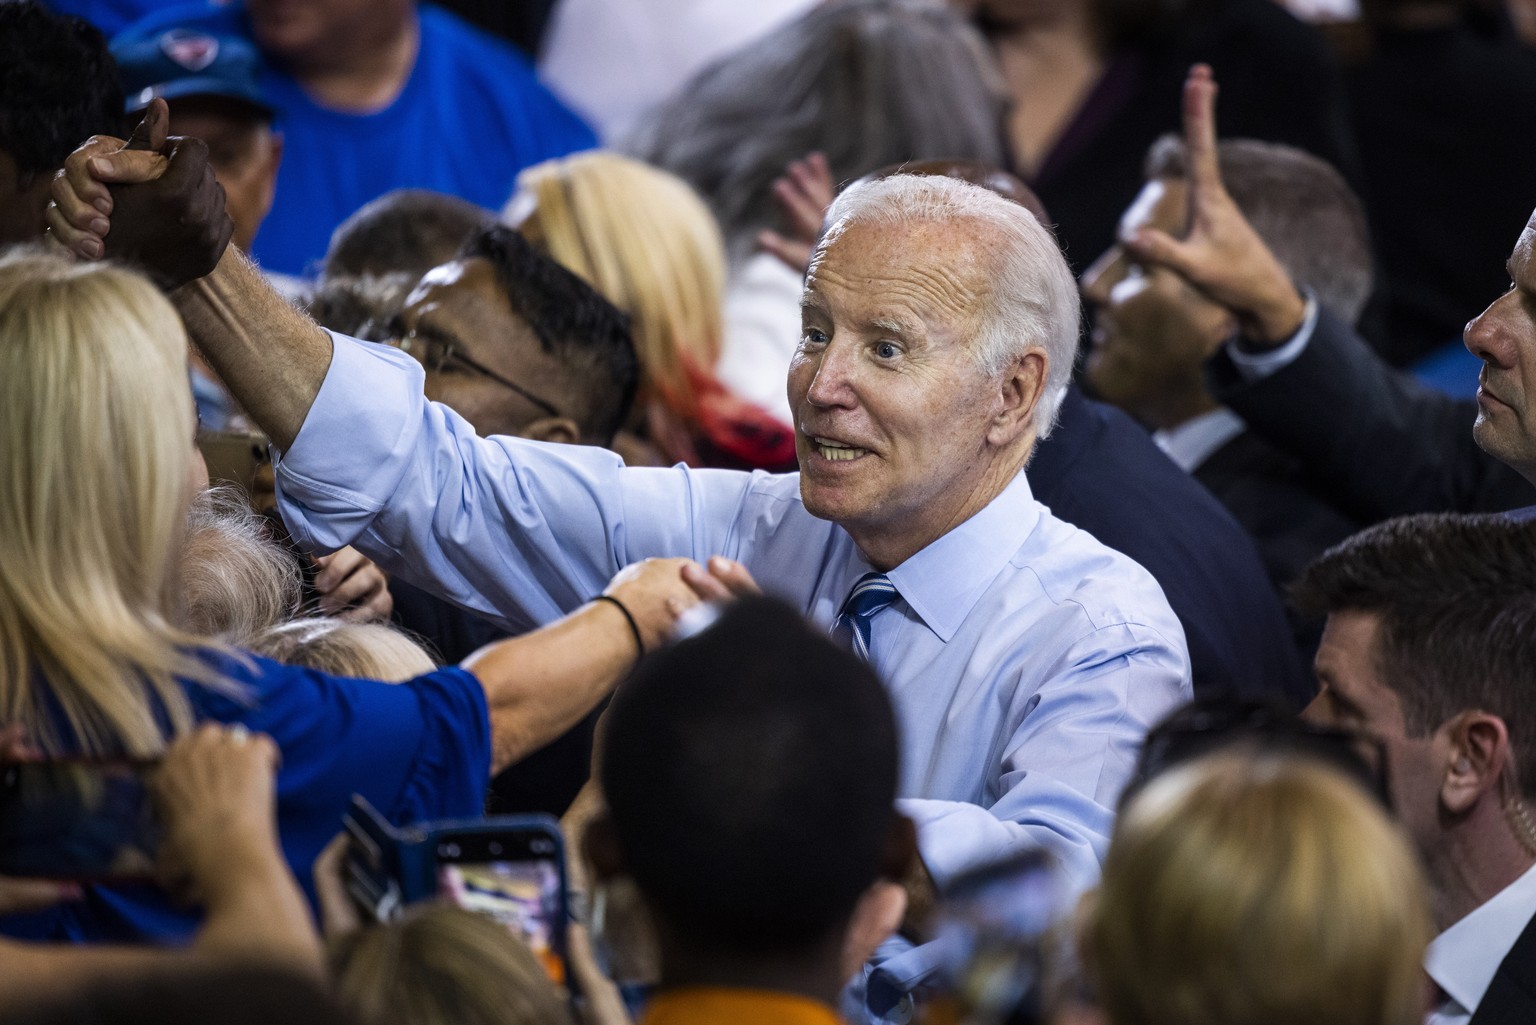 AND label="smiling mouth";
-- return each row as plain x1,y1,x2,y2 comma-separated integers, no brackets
809,436,870,461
